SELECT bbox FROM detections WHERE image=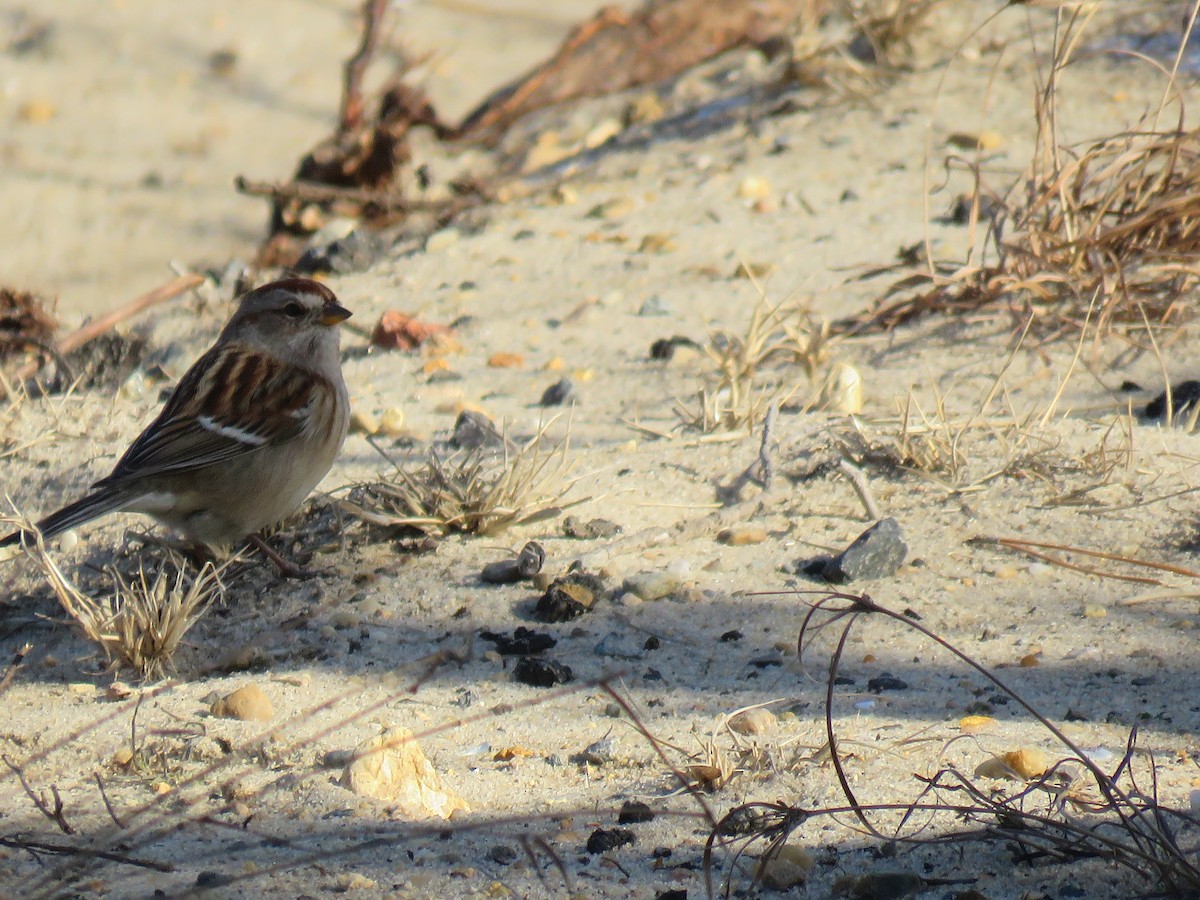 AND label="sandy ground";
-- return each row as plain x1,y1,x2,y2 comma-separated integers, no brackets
3,2,1200,898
